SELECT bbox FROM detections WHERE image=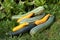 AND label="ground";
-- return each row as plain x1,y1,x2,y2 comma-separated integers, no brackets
0,0,60,40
